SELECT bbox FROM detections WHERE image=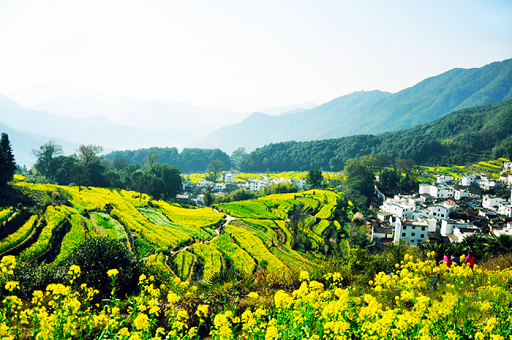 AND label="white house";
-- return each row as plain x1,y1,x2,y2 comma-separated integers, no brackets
224,173,236,183
196,180,214,188
429,202,456,221
248,180,270,192
461,174,477,186
380,199,415,219
503,161,512,172
498,203,512,218
419,184,454,199
482,195,507,209
393,218,429,246
371,225,394,242
493,223,512,237
454,189,471,200
437,174,454,184
419,184,435,196
441,219,473,236
214,183,226,191
453,225,482,243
